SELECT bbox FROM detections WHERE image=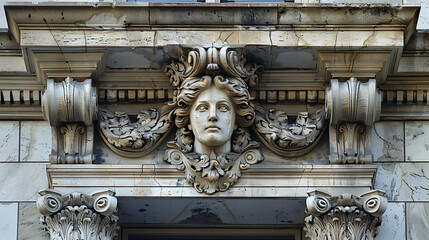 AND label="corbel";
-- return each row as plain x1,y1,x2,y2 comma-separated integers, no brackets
325,77,381,164
42,77,97,164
